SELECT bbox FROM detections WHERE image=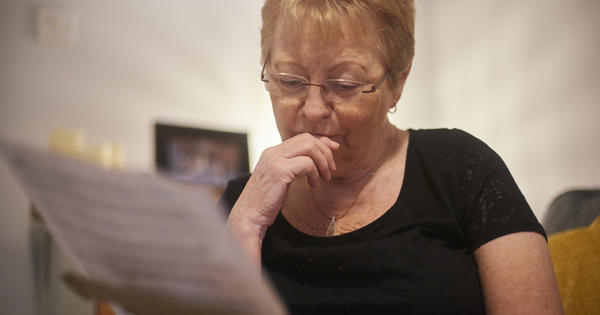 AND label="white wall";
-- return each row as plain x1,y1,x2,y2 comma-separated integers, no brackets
0,1,273,314
0,0,274,169
394,0,600,218
1,0,599,314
